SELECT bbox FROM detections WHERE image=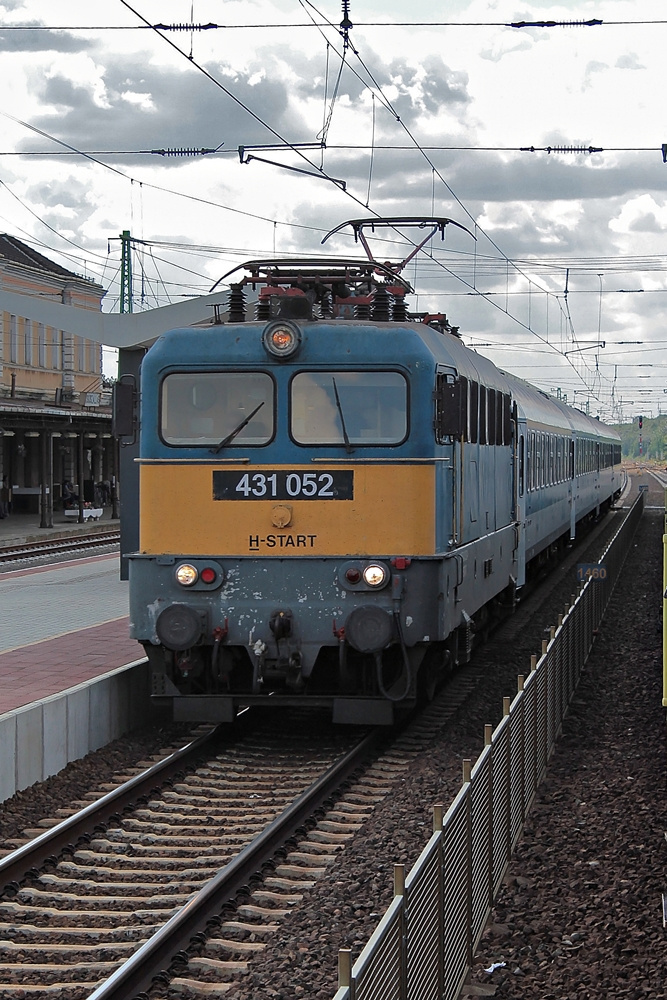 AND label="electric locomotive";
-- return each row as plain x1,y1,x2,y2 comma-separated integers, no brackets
124,218,622,724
